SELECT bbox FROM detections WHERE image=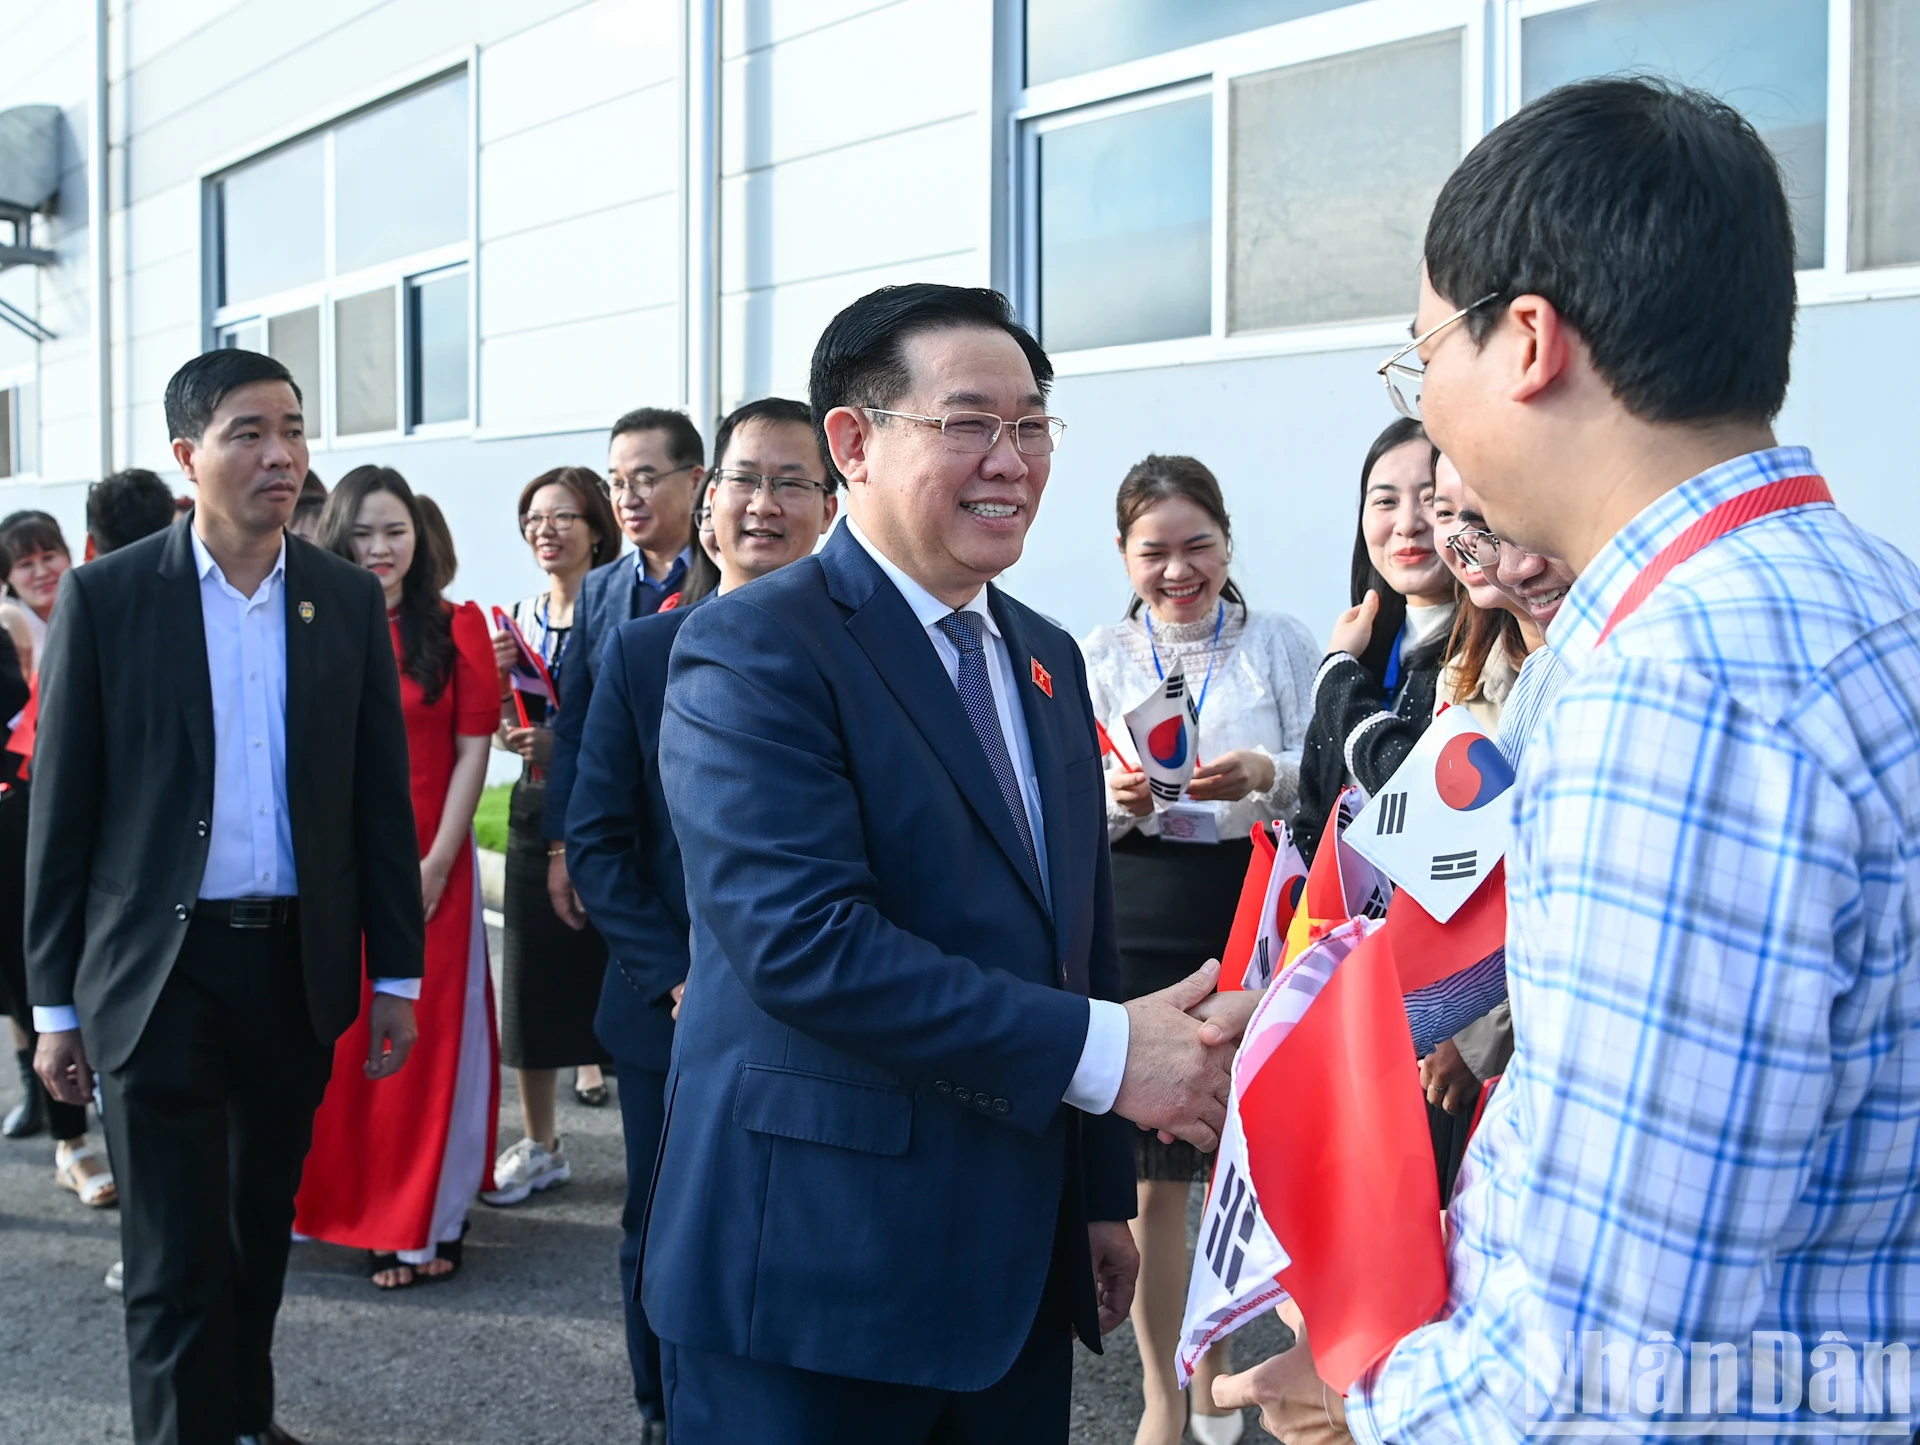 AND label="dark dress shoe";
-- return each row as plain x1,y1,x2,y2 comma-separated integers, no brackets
644,1421,668,1445
236,1425,304,1445
4,1047,44,1138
